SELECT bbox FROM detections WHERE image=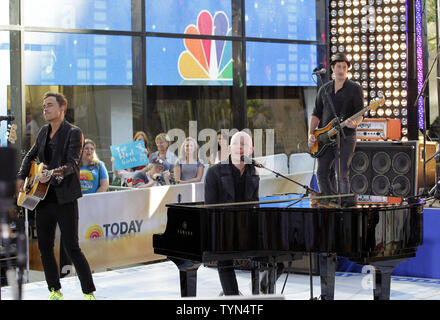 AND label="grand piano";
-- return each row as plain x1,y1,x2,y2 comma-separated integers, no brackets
153,194,424,300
